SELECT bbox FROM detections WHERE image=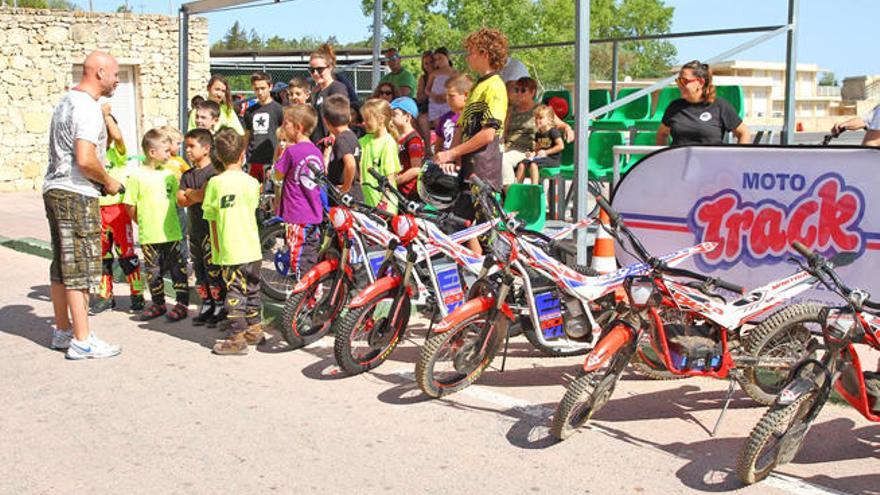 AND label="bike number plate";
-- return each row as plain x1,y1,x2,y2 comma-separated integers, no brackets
435,264,464,313
367,251,386,278
534,291,565,339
